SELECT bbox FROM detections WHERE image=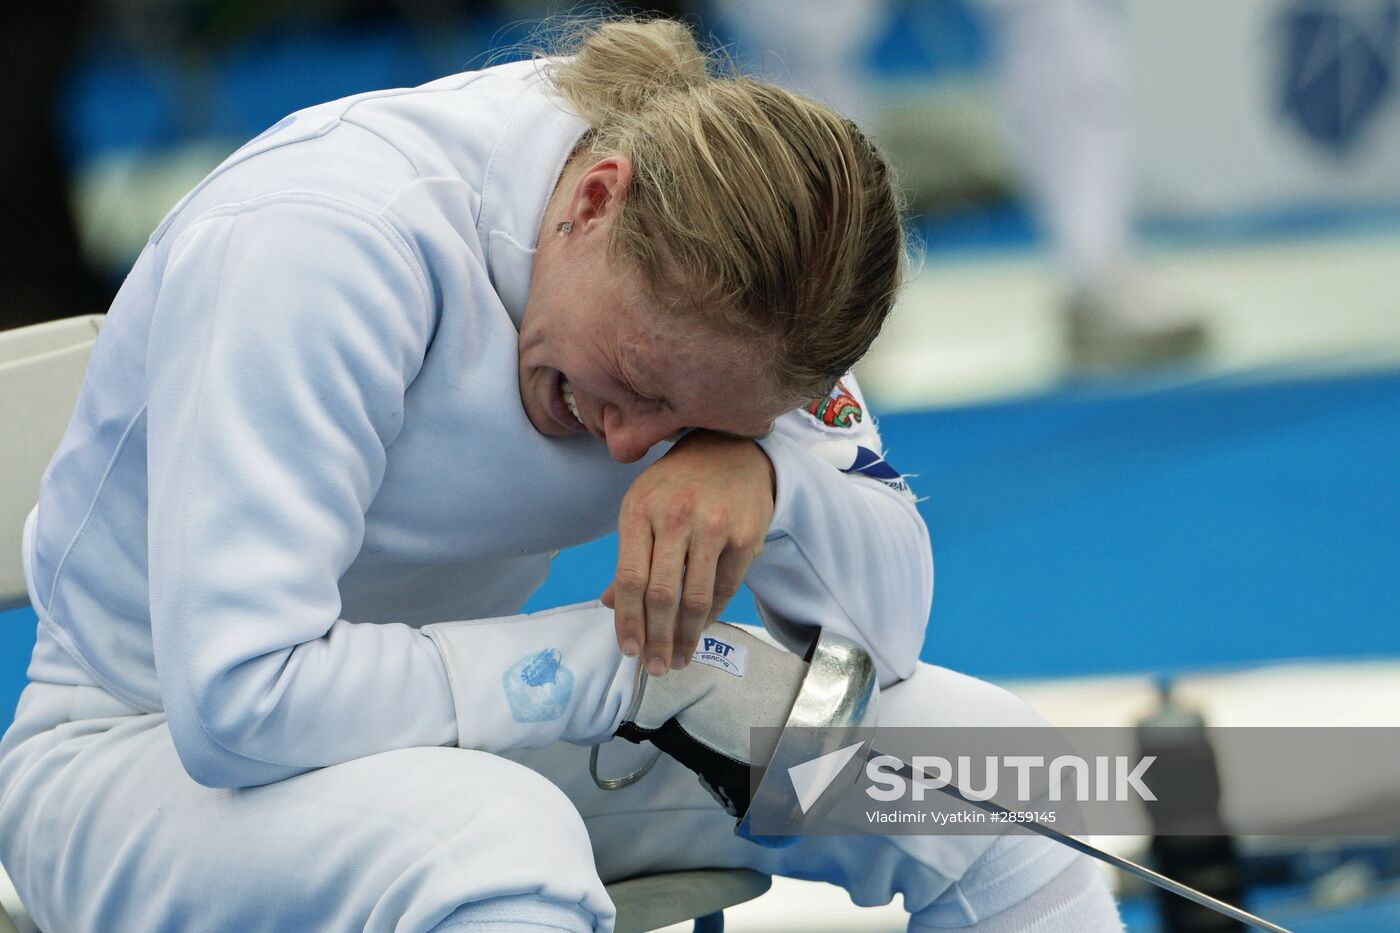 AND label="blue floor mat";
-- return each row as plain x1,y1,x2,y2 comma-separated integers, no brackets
4,367,1398,734
887,368,1400,678
1121,884,1400,931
